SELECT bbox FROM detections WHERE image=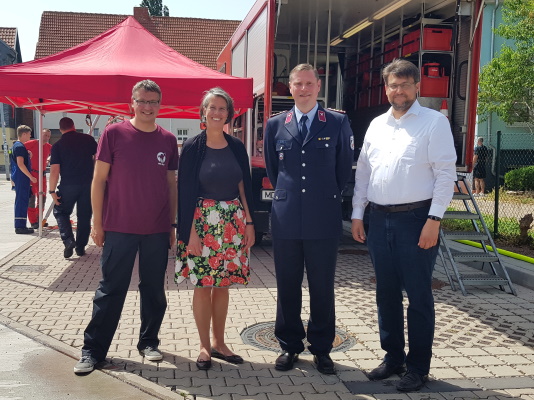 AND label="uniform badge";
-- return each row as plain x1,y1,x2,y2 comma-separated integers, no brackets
279,152,284,160
285,112,293,124
318,110,326,122
350,136,355,150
